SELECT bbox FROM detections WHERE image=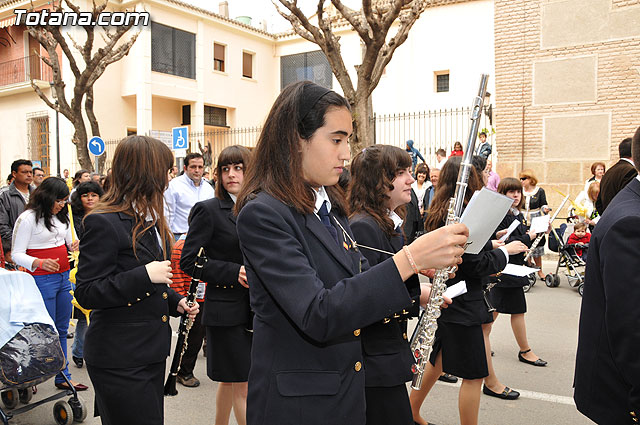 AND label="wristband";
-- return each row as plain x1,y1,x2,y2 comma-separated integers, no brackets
403,246,419,275
38,259,44,269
